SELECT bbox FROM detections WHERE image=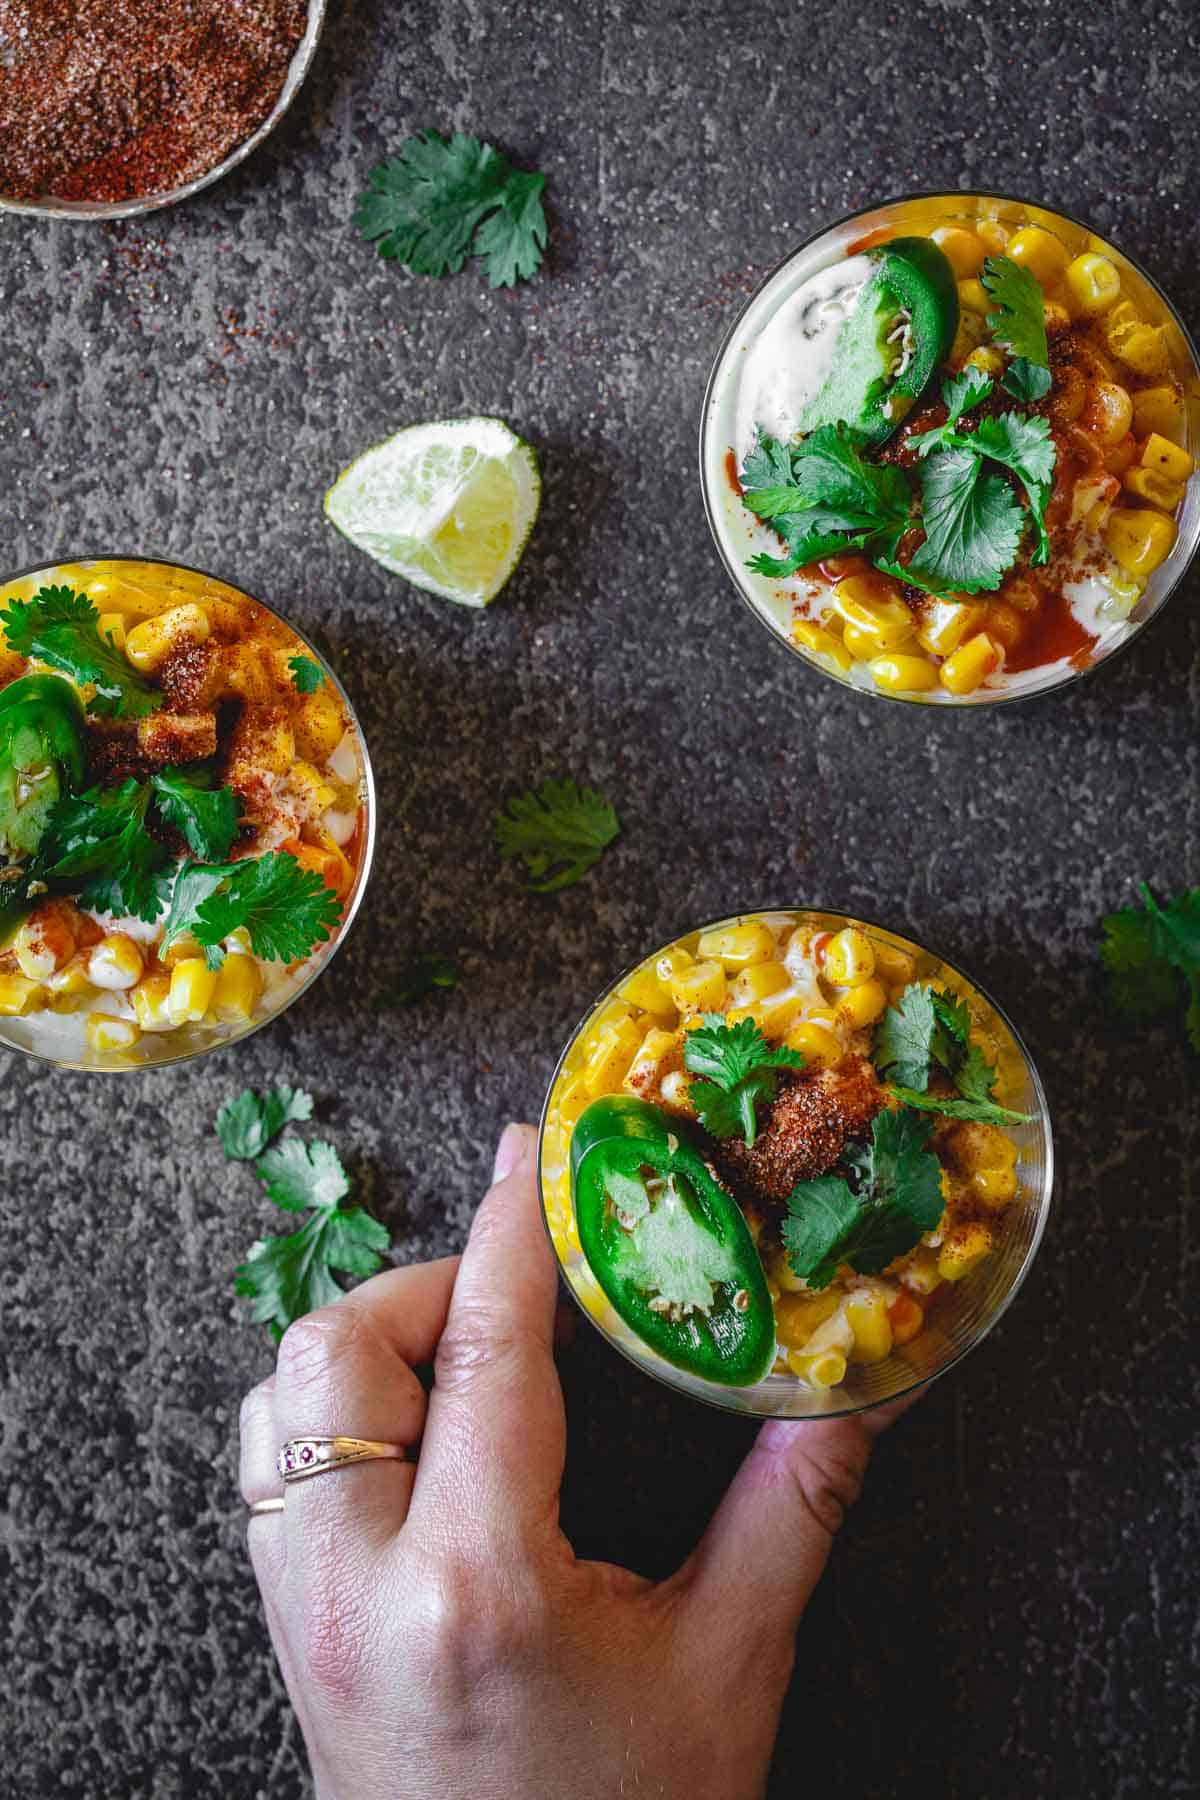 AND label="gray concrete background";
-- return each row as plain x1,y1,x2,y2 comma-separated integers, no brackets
1,1,1197,1795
